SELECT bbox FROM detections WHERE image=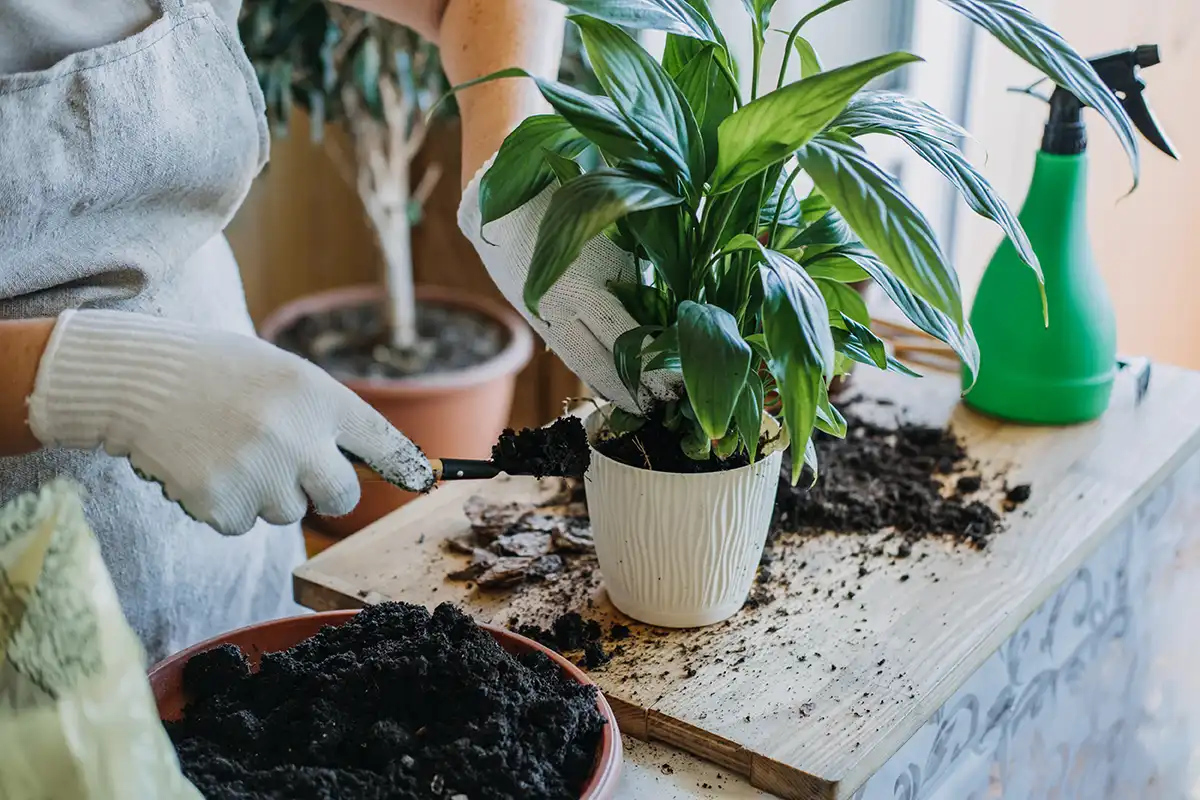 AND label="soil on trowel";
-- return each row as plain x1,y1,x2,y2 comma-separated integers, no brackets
593,405,756,474
445,481,594,590
274,300,506,380
774,402,1029,549
491,417,591,479
166,602,605,800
